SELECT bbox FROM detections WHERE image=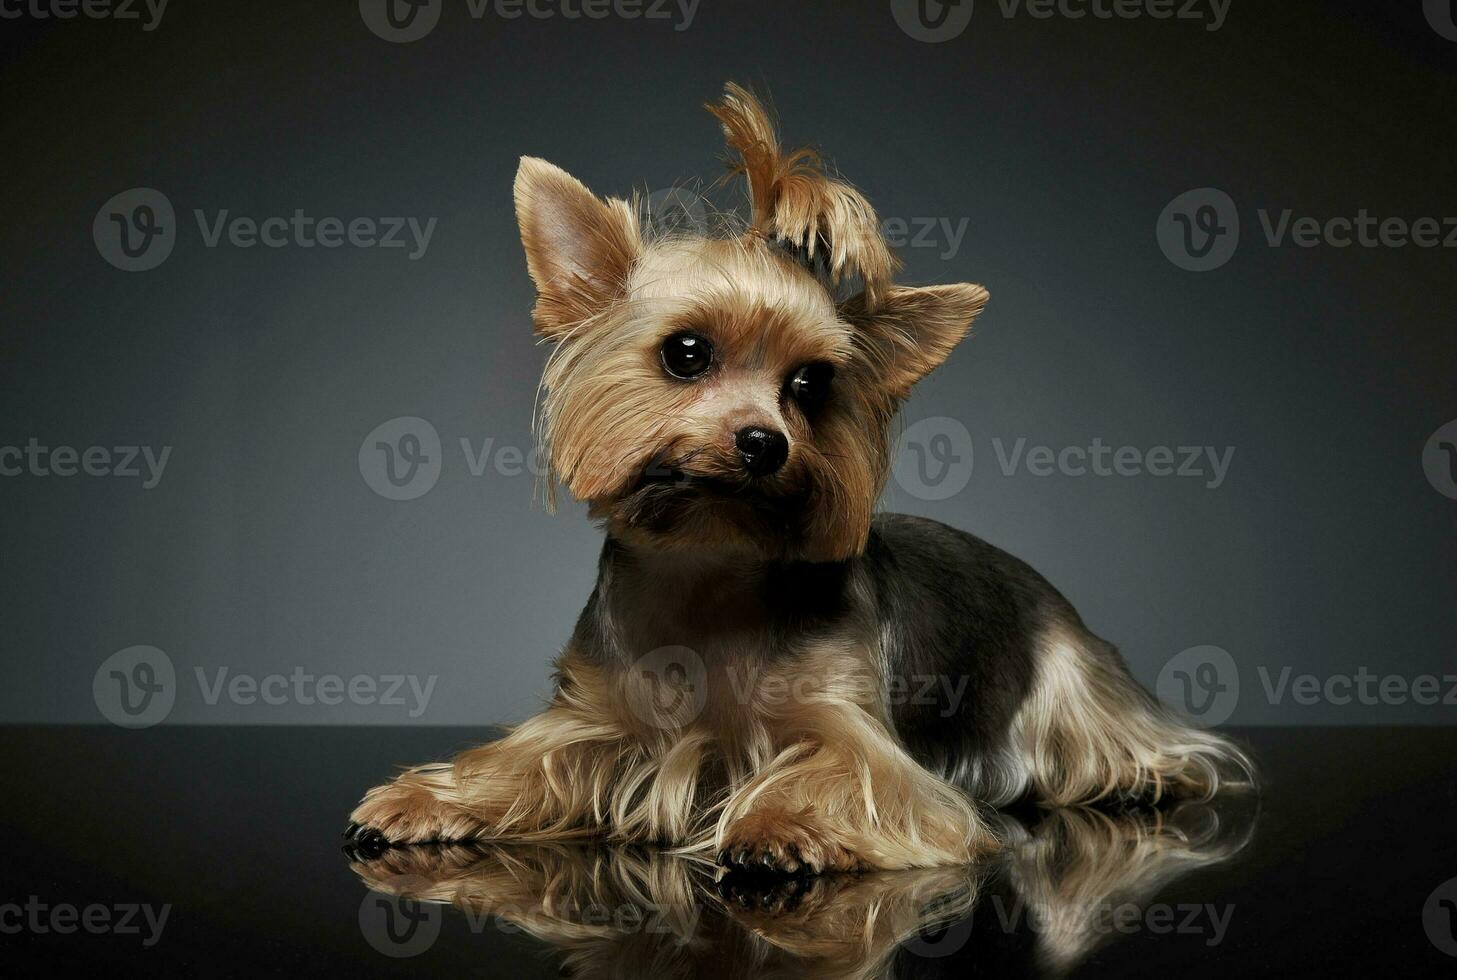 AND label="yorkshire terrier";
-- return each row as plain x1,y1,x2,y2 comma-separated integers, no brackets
346,83,1252,874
